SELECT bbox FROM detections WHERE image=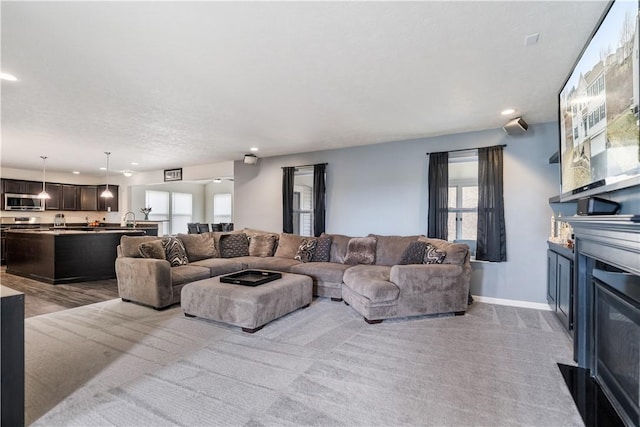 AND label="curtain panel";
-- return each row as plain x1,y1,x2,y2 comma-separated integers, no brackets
476,146,507,262
282,167,295,233
427,152,449,239
313,163,326,237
